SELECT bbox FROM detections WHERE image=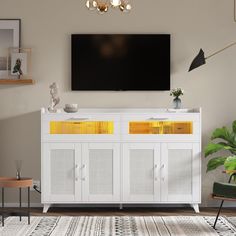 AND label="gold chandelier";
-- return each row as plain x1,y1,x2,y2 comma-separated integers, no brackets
86,0,132,14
